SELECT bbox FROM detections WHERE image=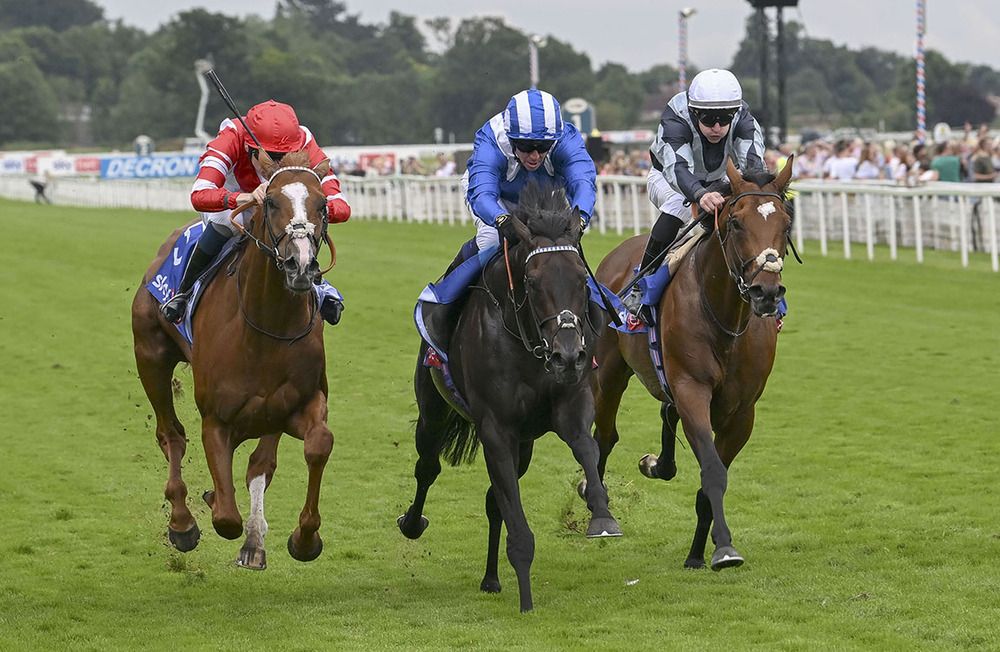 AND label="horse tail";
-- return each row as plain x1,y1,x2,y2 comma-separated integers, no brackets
439,409,479,466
